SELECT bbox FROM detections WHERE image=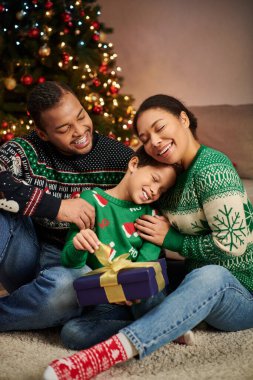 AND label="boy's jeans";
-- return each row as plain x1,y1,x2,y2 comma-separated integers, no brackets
60,290,167,350
0,211,89,330
121,265,253,359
